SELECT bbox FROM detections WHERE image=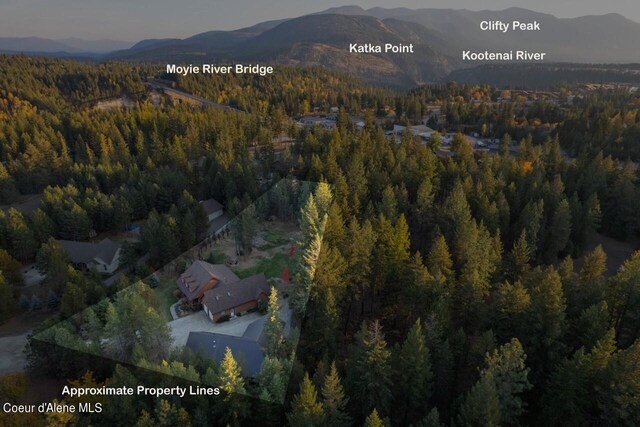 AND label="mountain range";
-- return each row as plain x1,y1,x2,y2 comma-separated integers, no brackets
2,6,639,87
0,37,133,54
